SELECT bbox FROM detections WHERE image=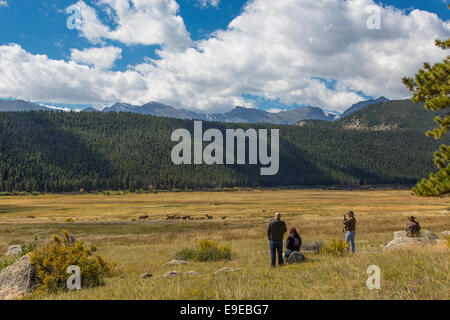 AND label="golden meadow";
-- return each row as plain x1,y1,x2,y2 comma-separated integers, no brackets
0,189,449,299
